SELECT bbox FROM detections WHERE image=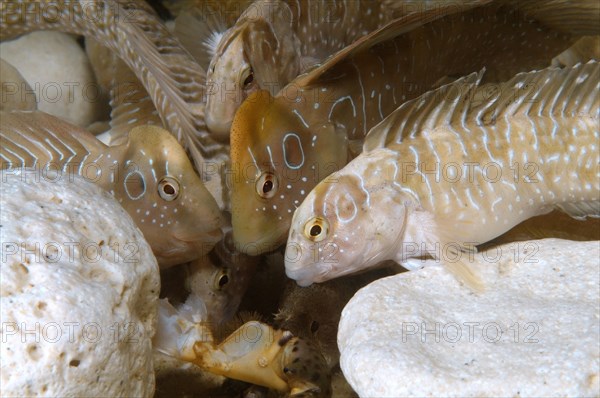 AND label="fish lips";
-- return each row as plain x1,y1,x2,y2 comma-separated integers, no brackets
285,248,334,287
156,227,223,267
232,223,288,255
